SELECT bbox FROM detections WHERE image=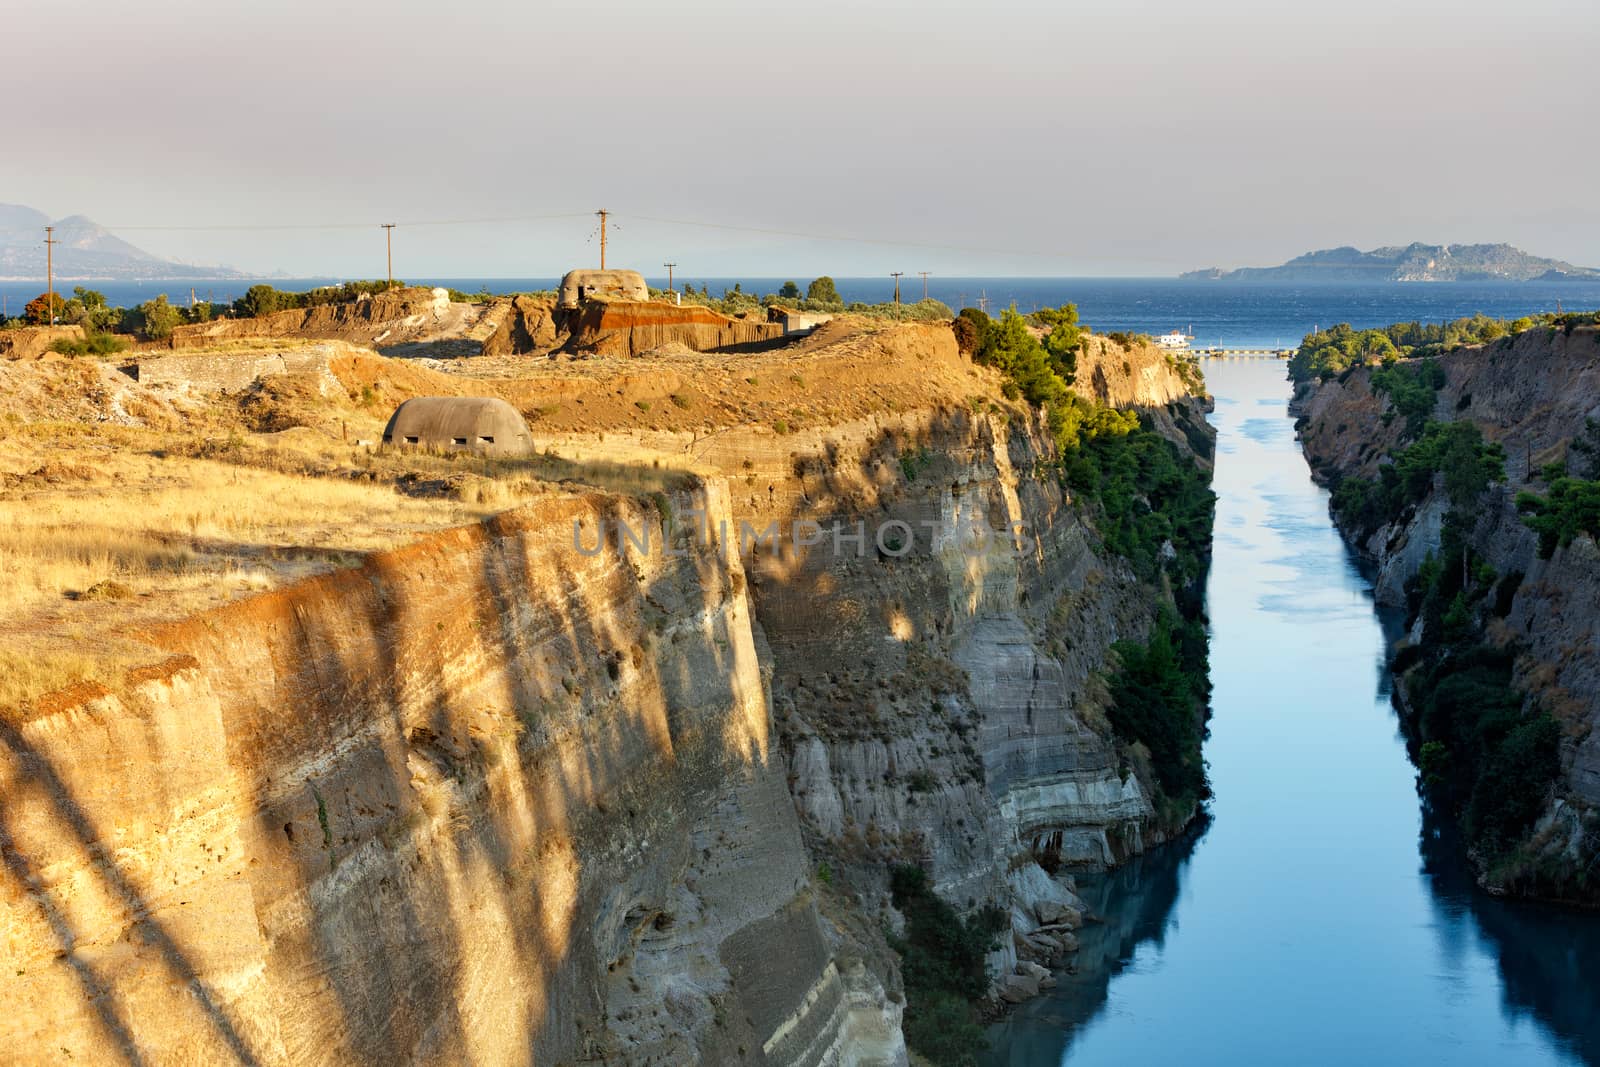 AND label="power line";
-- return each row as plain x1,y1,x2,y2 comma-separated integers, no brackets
0,207,1207,269
619,211,1087,261
0,212,596,236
